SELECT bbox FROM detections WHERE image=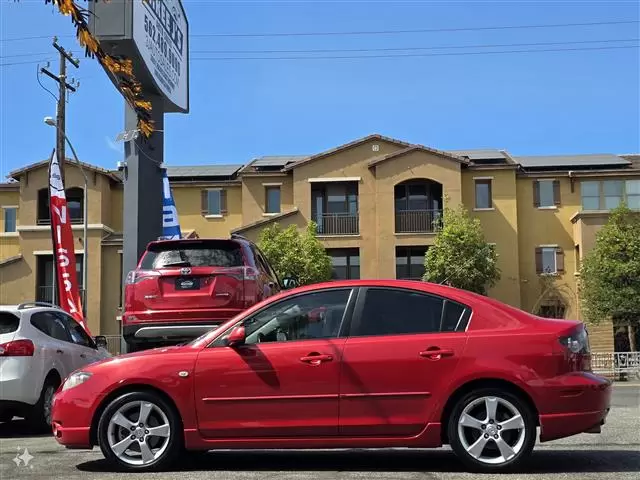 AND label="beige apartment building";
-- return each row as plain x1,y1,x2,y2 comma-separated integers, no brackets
1,134,638,351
